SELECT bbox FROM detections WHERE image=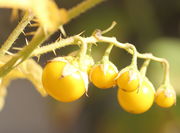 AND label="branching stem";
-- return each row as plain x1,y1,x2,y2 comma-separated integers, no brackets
32,31,170,85
0,0,104,78
102,44,113,62
140,59,151,78
0,11,33,56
